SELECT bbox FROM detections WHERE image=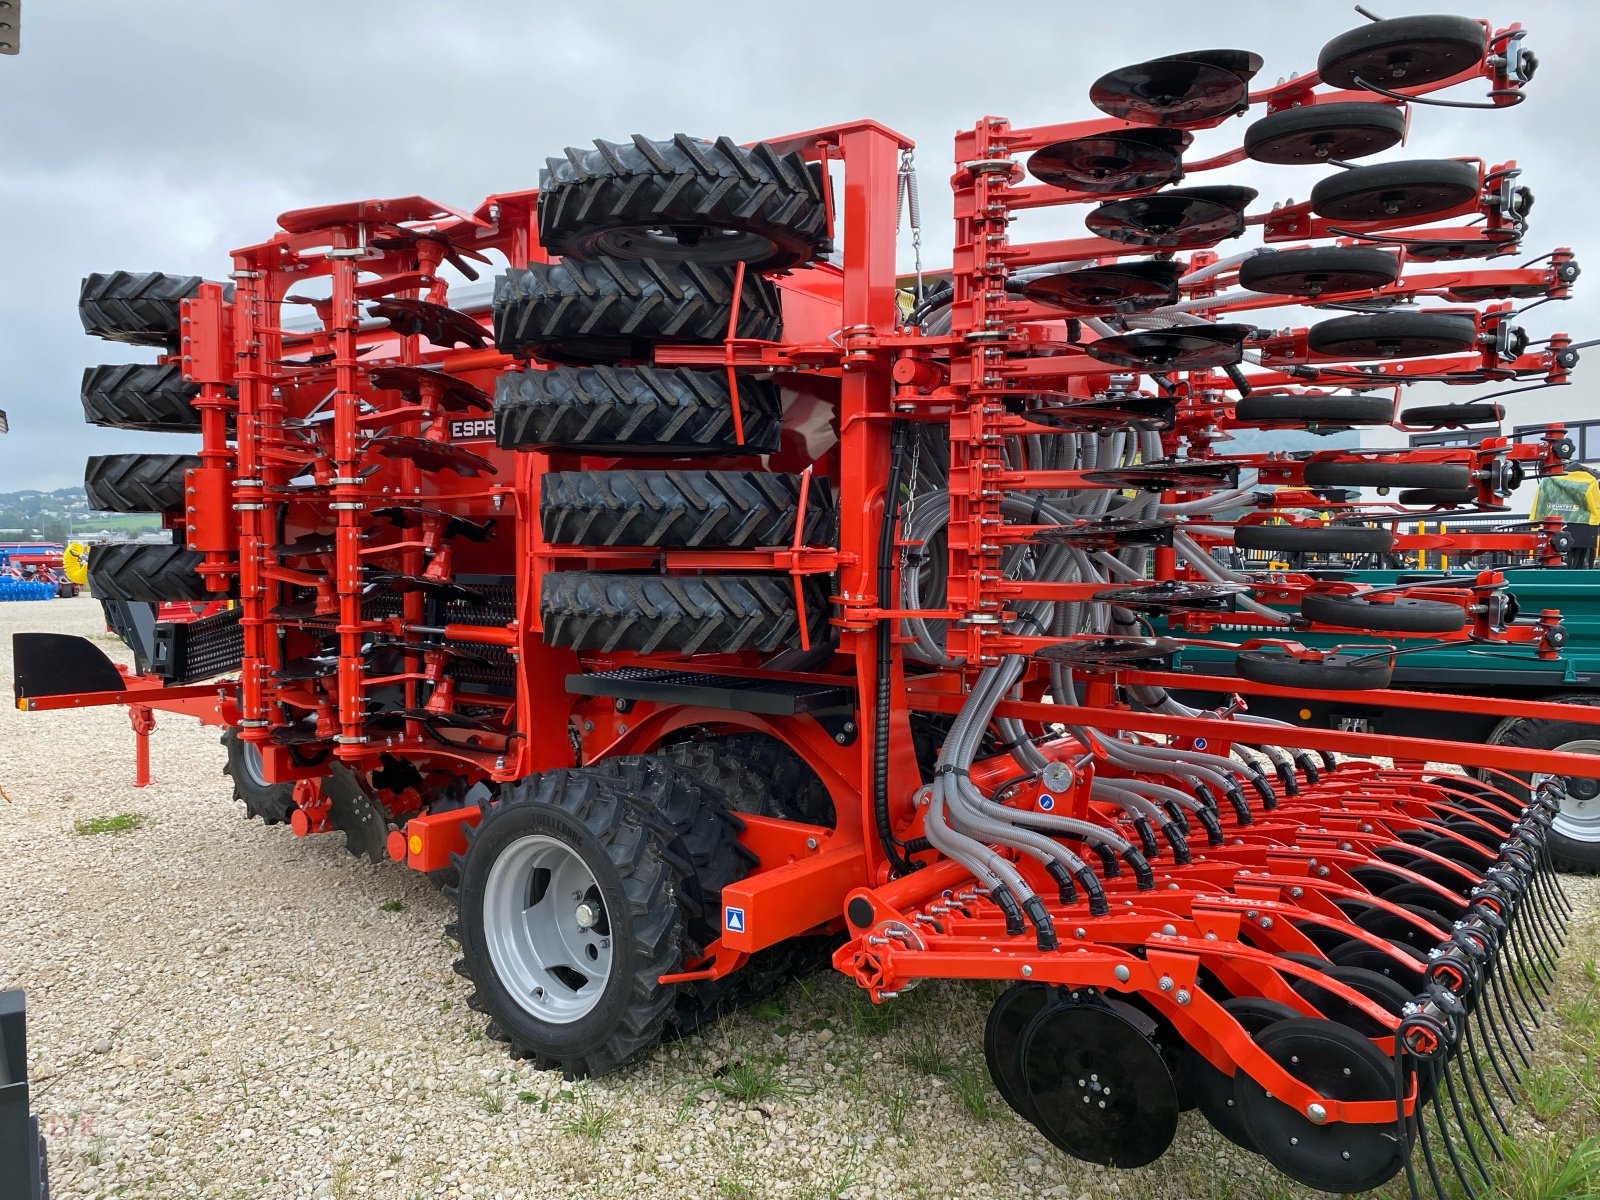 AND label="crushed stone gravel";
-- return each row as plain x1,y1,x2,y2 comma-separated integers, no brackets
1,595,1594,1200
